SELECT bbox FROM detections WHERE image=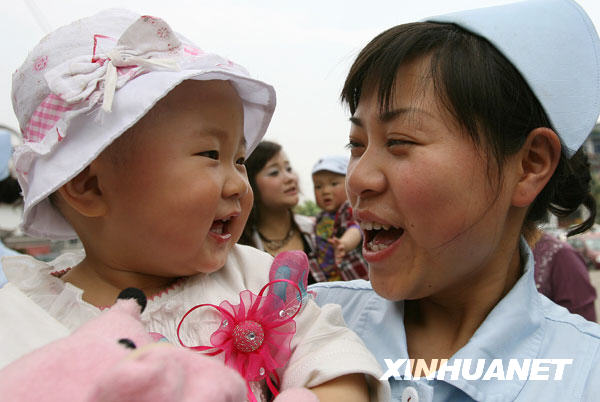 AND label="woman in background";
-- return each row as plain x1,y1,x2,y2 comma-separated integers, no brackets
239,141,318,283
